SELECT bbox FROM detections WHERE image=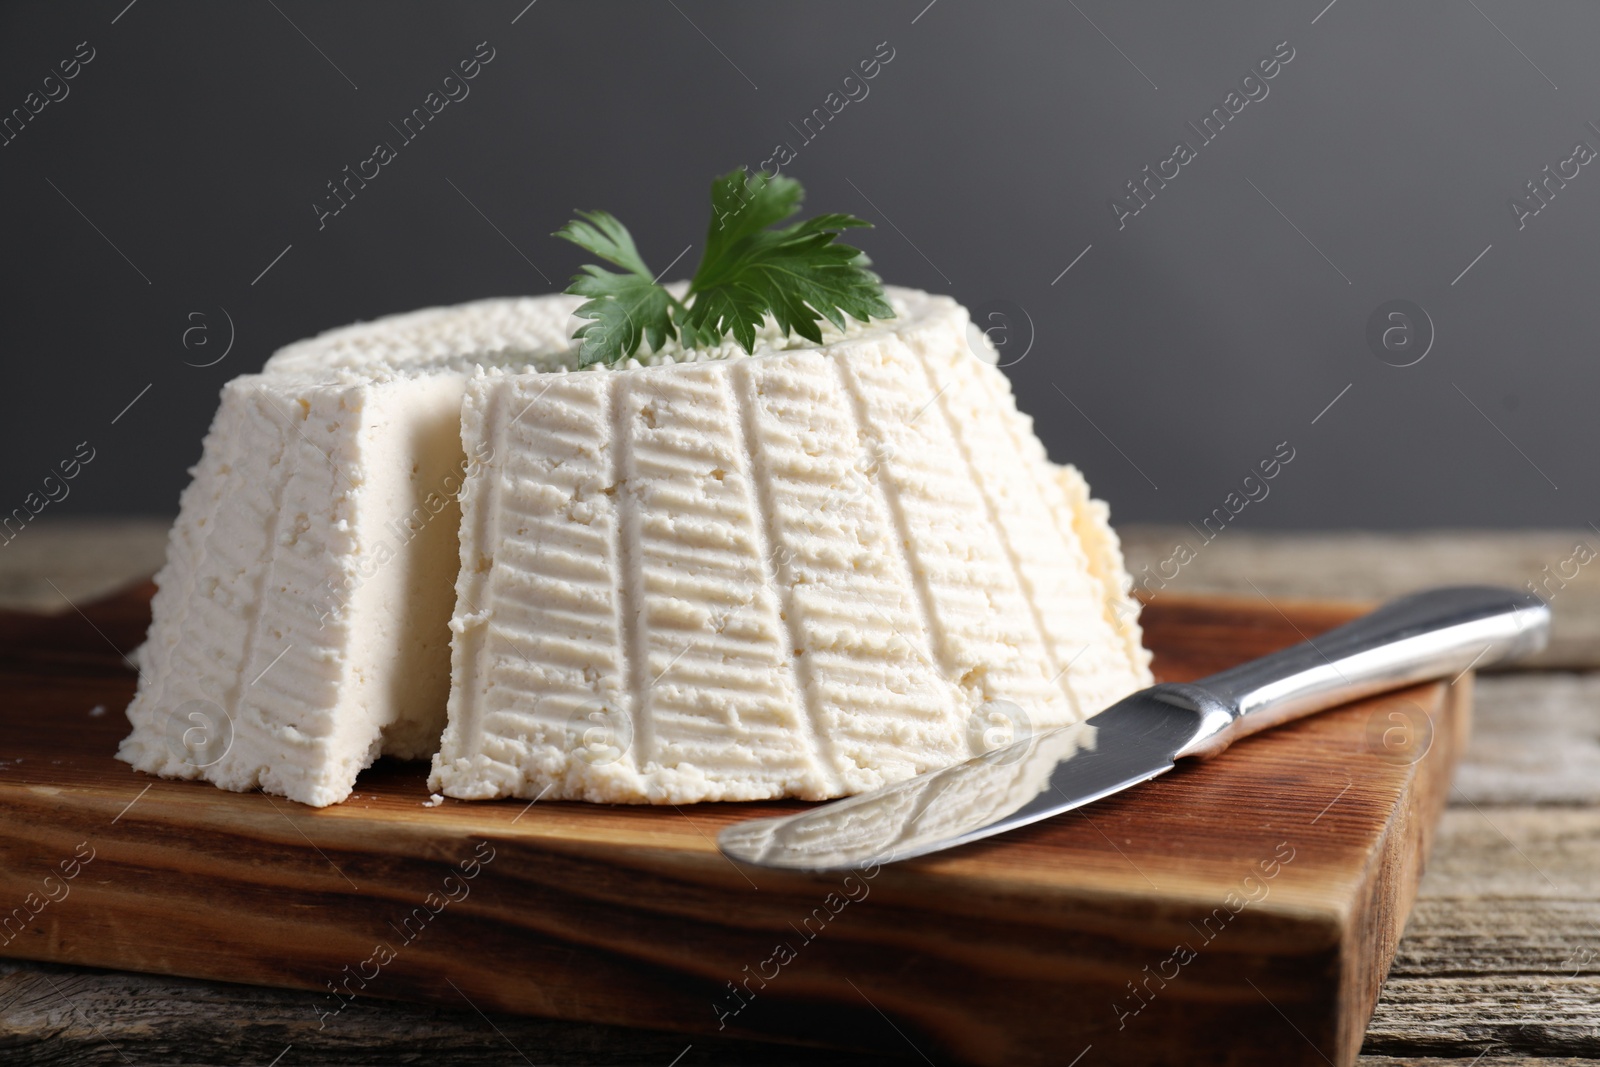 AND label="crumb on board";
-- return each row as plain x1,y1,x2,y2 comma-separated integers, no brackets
423,793,444,807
